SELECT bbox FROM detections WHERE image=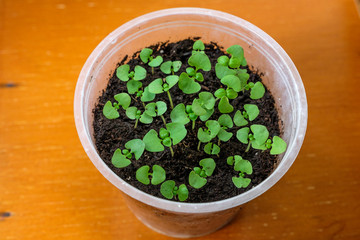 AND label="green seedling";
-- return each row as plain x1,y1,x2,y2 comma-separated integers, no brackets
103,93,131,119
161,123,187,157
204,142,220,156
236,124,269,152
197,120,221,151
160,180,189,201
189,158,216,189
160,60,182,75
227,155,252,188
192,91,216,121
192,40,205,54
136,165,166,185
145,101,167,125
236,124,287,154
217,114,234,144
116,65,147,94
148,75,179,109
142,124,187,157
233,104,260,127
111,139,145,168
126,106,153,128
215,74,253,114
140,48,164,74
178,41,211,94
